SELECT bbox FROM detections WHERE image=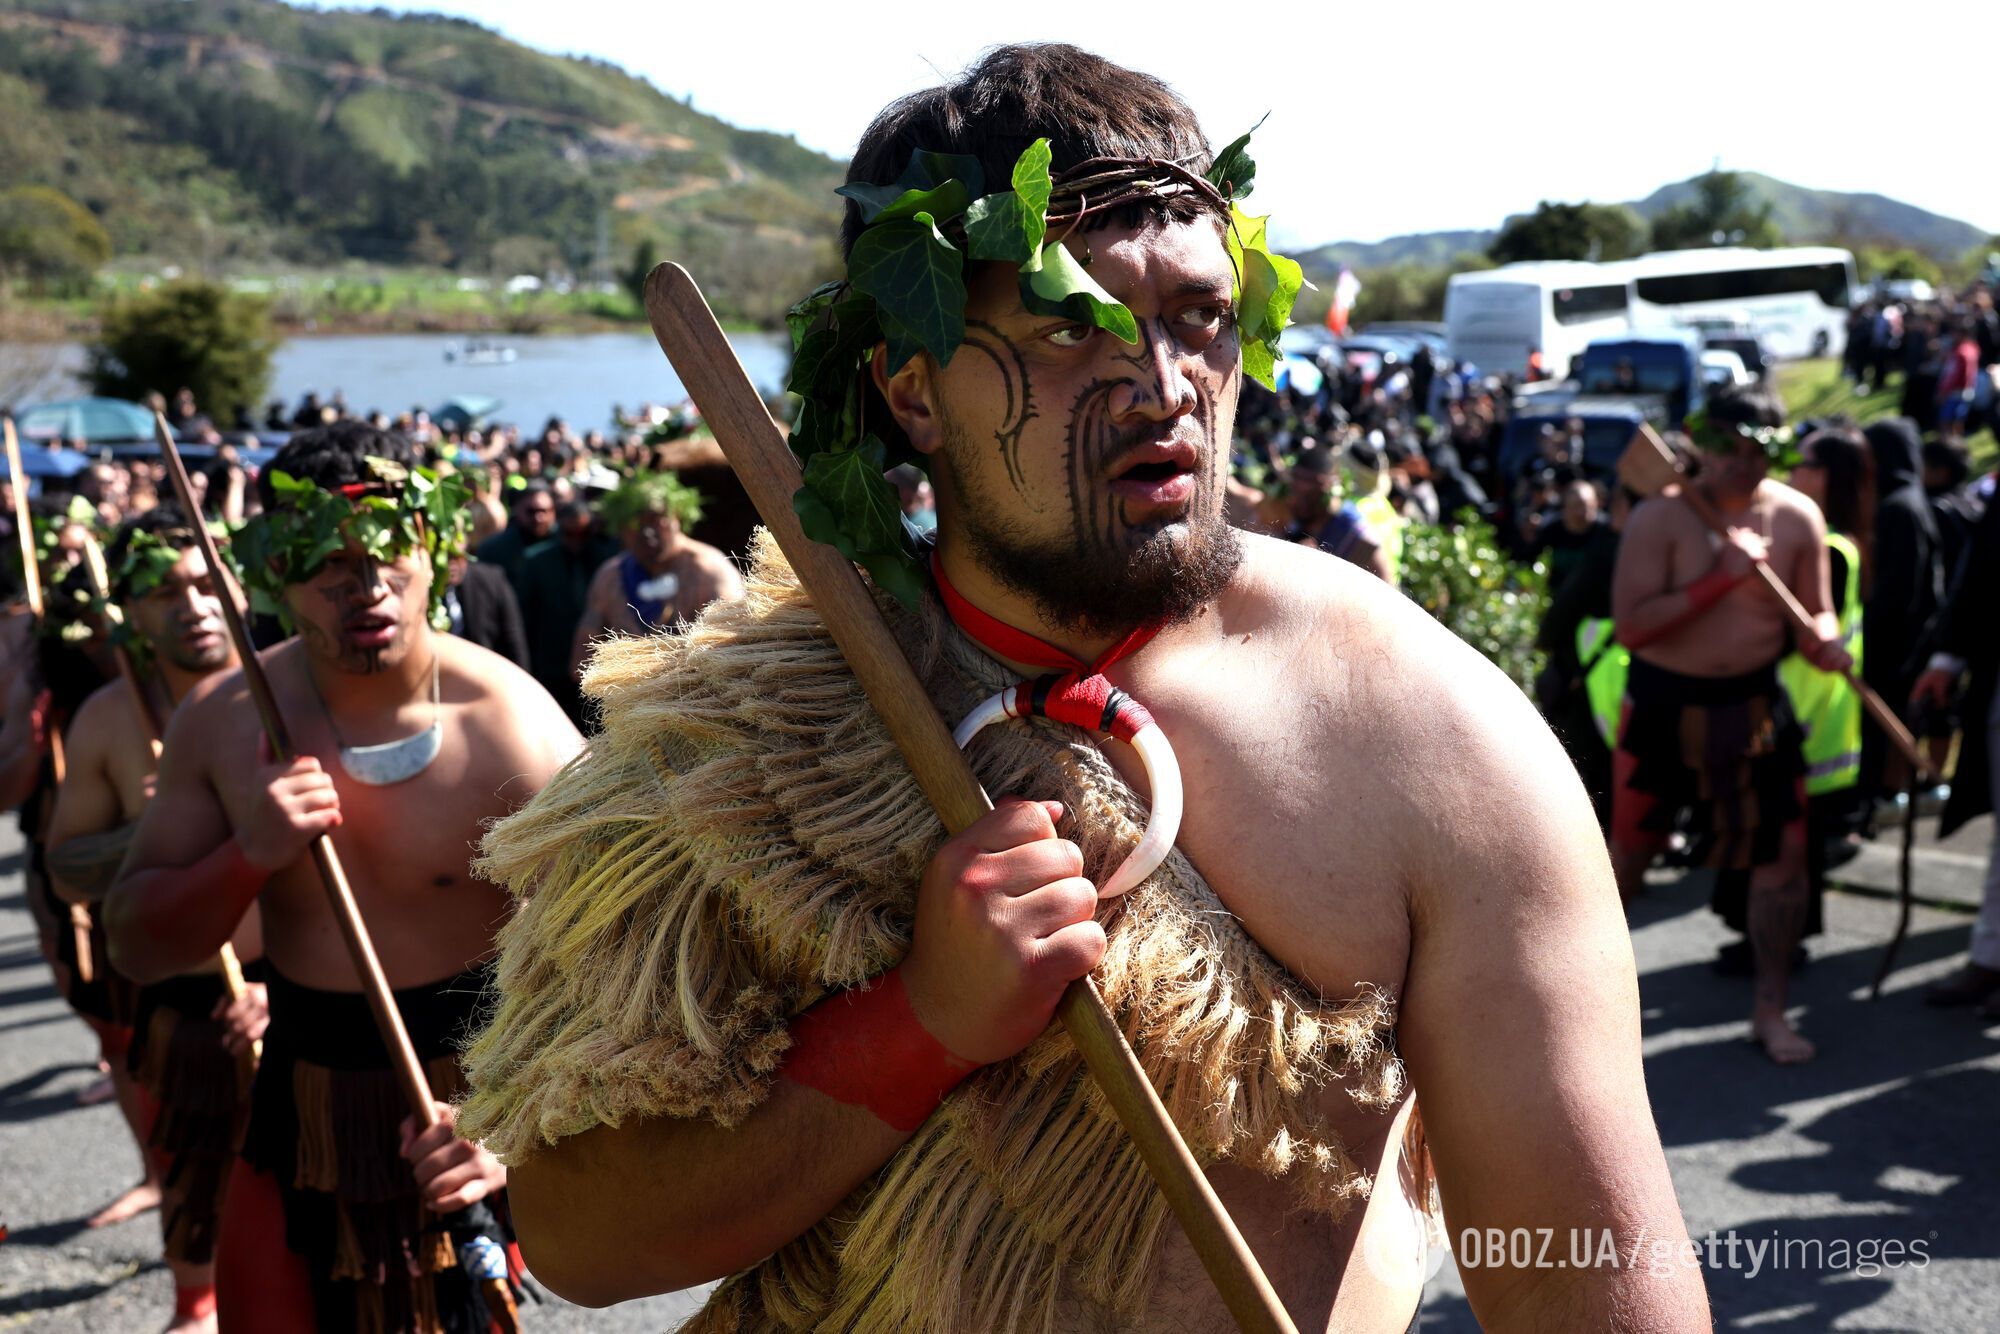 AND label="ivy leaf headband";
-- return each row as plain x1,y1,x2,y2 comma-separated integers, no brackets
785,125,1304,606
232,457,472,633
1685,409,1799,467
